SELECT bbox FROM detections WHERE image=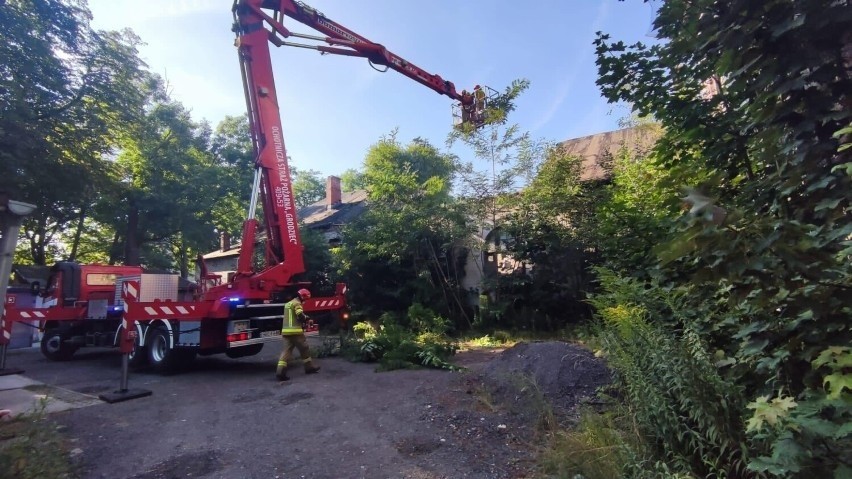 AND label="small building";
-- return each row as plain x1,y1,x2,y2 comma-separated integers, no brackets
199,176,367,282
298,176,368,248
